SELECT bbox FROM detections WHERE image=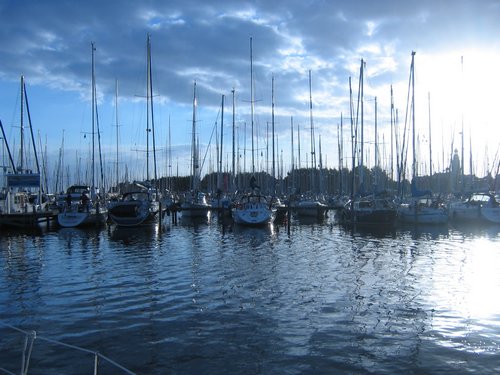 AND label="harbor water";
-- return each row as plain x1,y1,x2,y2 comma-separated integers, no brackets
1,215,500,374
